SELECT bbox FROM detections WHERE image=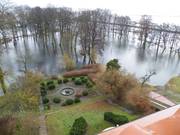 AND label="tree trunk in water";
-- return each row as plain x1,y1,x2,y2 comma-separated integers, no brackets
142,32,148,50
74,33,78,63
155,32,162,60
